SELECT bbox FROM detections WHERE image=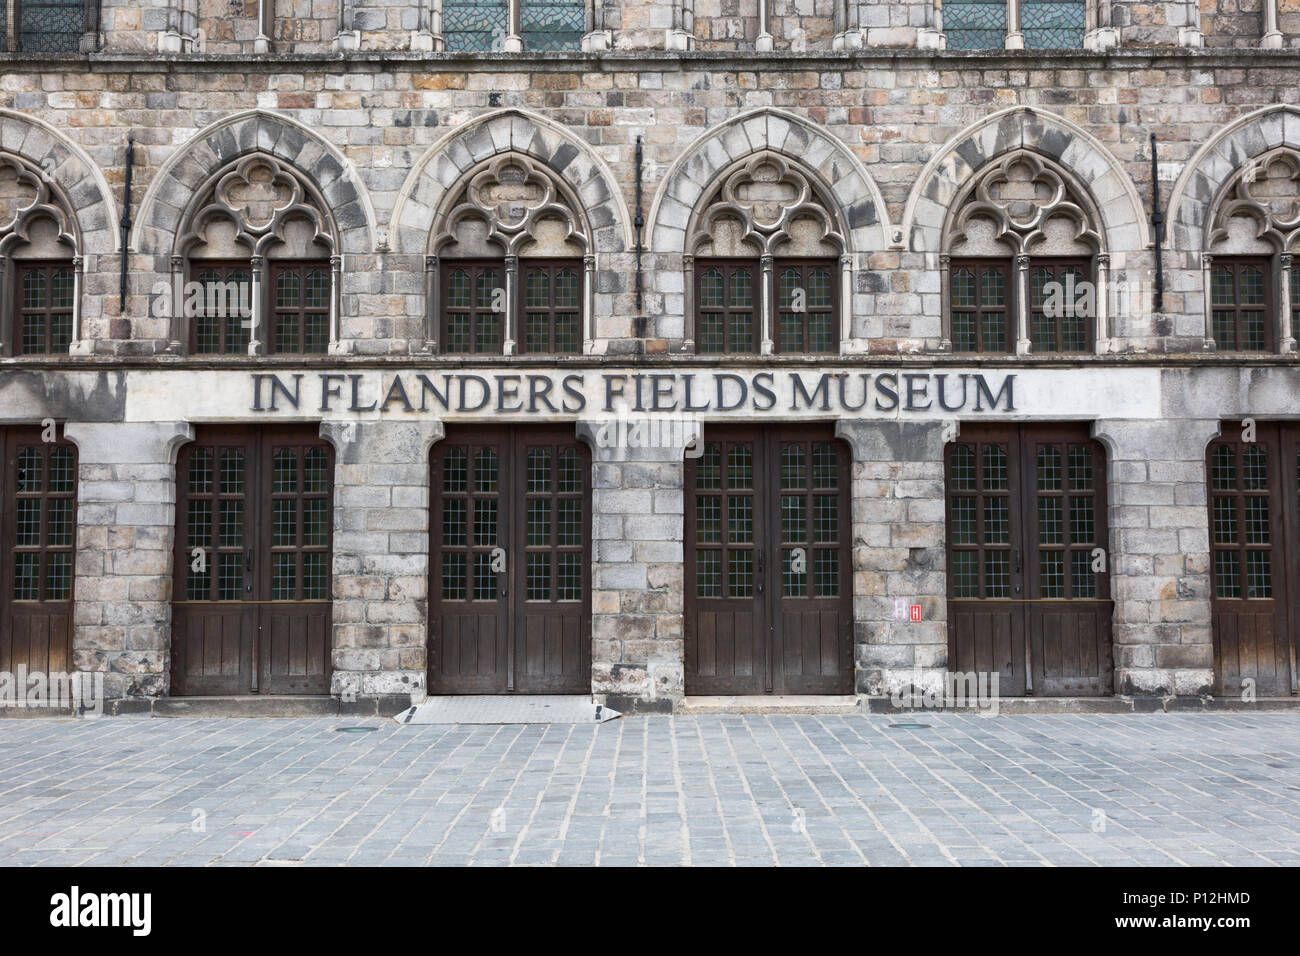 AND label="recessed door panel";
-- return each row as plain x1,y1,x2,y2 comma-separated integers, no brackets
430,427,591,694
172,426,333,696
685,426,852,696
